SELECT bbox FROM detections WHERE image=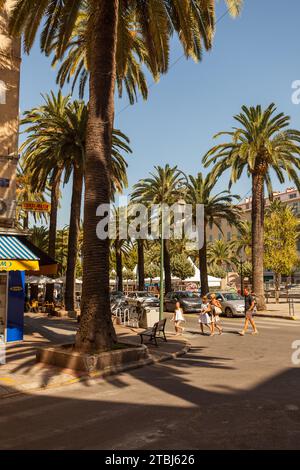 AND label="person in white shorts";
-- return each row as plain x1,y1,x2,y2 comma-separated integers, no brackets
171,301,186,336
210,293,223,335
199,296,213,335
